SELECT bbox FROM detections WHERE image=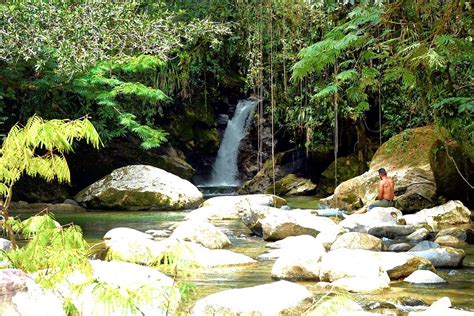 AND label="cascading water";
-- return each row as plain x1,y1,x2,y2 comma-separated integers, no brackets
207,99,257,187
